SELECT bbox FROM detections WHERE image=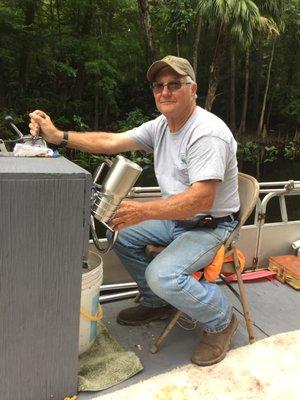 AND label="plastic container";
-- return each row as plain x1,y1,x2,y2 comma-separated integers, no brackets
79,251,103,355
